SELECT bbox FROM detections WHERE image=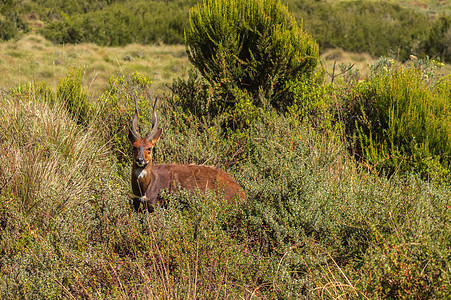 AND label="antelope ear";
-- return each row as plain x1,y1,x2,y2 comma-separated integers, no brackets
146,128,162,144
